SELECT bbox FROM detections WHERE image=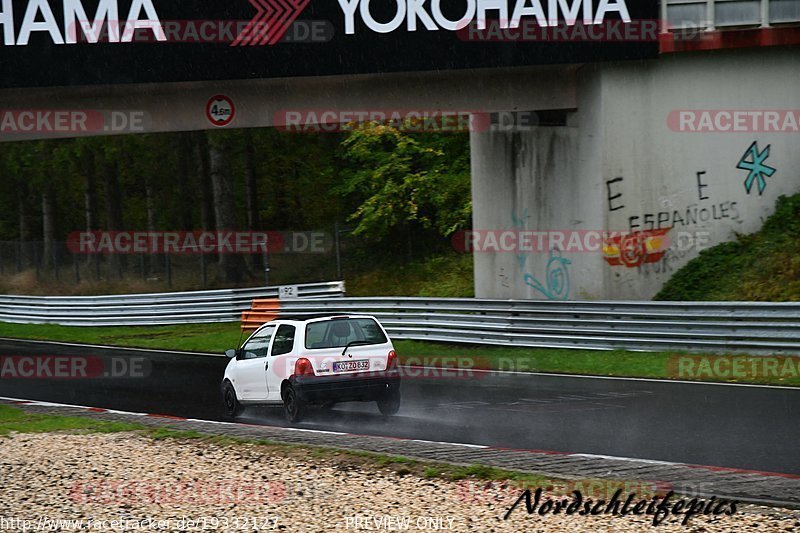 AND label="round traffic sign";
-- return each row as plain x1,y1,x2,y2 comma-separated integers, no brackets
206,94,236,127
